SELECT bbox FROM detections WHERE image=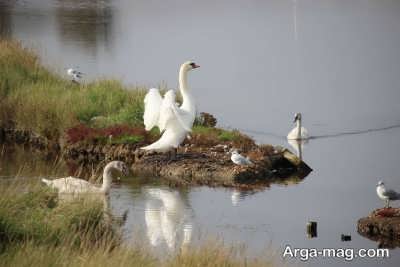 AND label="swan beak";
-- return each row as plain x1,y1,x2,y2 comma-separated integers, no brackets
192,63,200,69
